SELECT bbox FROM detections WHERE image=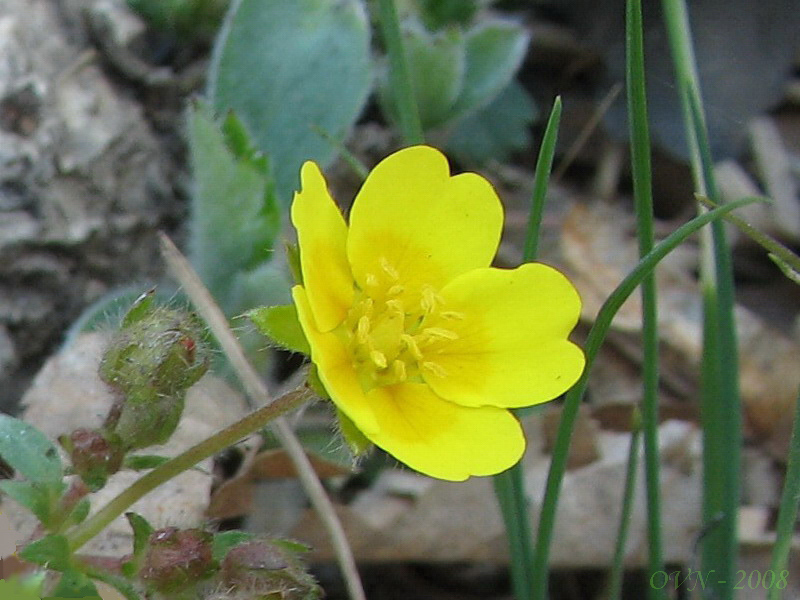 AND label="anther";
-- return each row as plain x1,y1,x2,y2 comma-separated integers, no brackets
365,273,379,288
370,350,388,369
379,257,399,280
440,310,465,320
392,359,407,382
387,284,405,297
400,334,424,360
422,327,459,340
356,316,370,343
385,299,404,315
422,361,448,378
